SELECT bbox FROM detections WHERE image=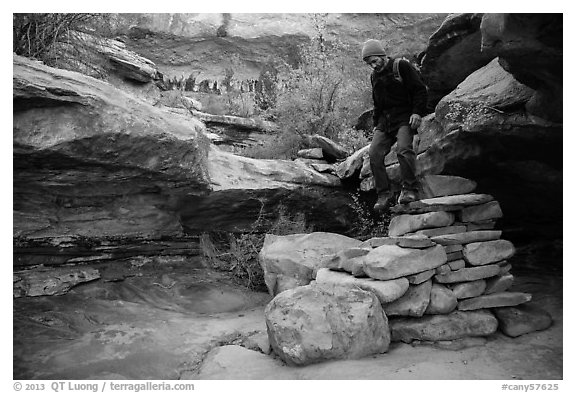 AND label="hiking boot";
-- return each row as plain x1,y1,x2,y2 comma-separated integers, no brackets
373,193,395,214
398,189,418,204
